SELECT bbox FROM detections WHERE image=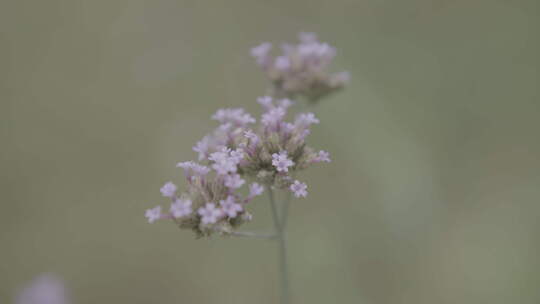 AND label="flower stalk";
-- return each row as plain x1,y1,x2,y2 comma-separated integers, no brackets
267,186,290,304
